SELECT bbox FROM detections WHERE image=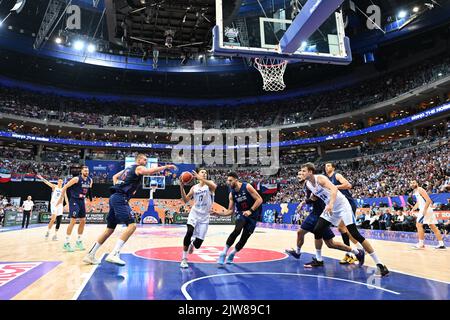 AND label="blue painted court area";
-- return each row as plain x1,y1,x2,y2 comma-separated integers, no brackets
76,252,450,300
